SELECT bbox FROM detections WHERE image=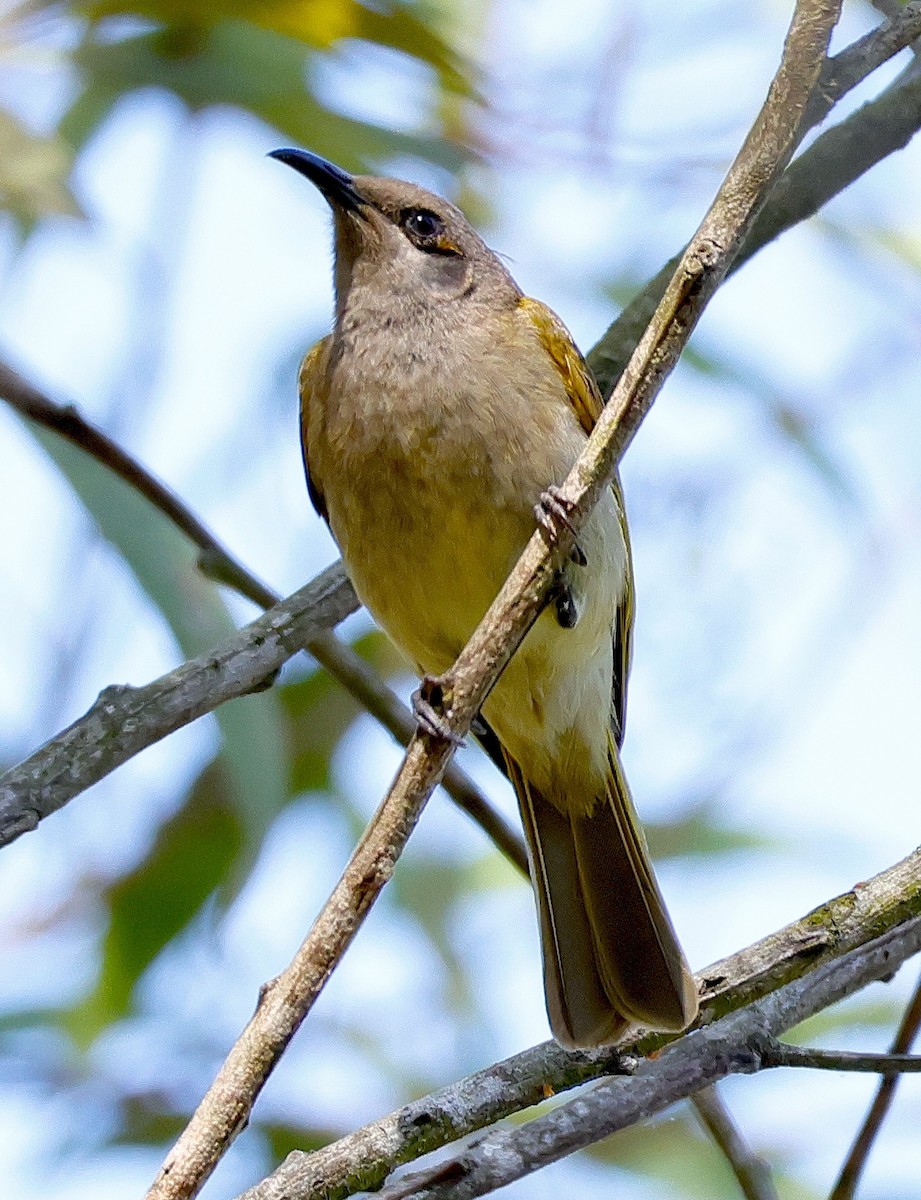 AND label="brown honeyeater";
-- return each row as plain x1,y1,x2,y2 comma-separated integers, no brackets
270,148,698,1048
